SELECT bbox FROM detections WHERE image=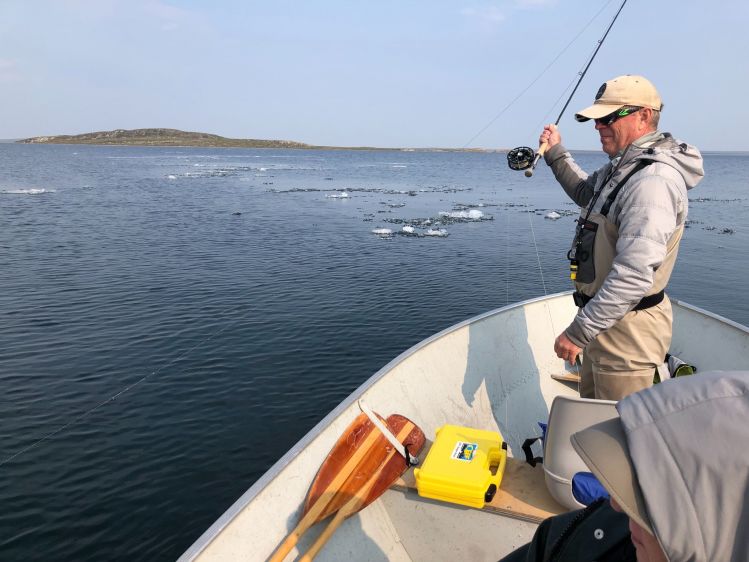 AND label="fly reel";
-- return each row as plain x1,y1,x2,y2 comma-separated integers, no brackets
508,145,544,177
507,146,535,171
